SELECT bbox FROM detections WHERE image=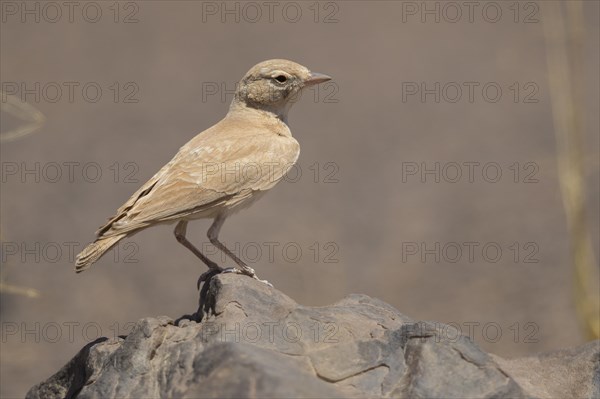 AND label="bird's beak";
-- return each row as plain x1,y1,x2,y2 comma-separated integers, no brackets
304,72,332,86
